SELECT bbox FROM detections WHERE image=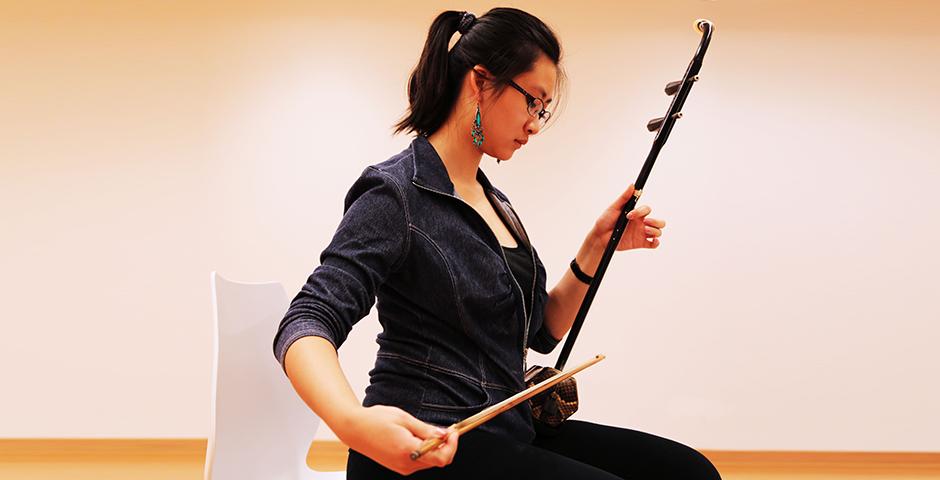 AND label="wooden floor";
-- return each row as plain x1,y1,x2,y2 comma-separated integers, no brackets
2,440,938,479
